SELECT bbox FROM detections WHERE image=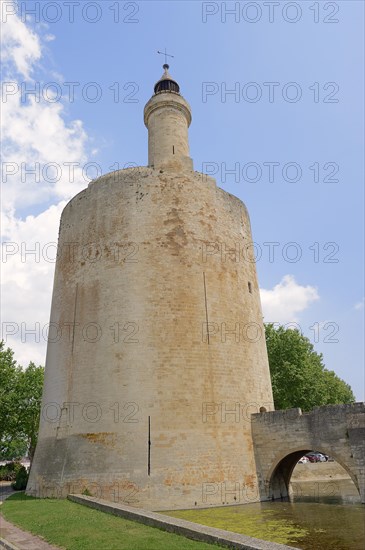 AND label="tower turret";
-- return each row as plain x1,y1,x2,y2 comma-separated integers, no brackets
144,64,193,170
